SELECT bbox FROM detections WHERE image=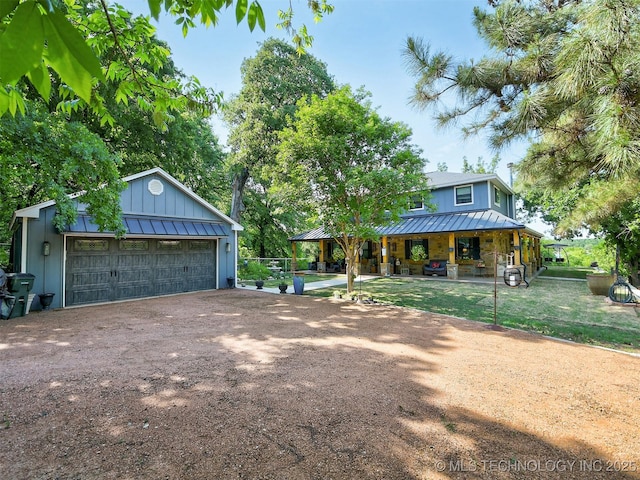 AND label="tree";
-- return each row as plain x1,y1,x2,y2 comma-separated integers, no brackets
224,38,335,223
403,0,640,278
0,5,229,248
277,86,430,293
0,0,333,123
461,154,500,174
0,101,125,243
